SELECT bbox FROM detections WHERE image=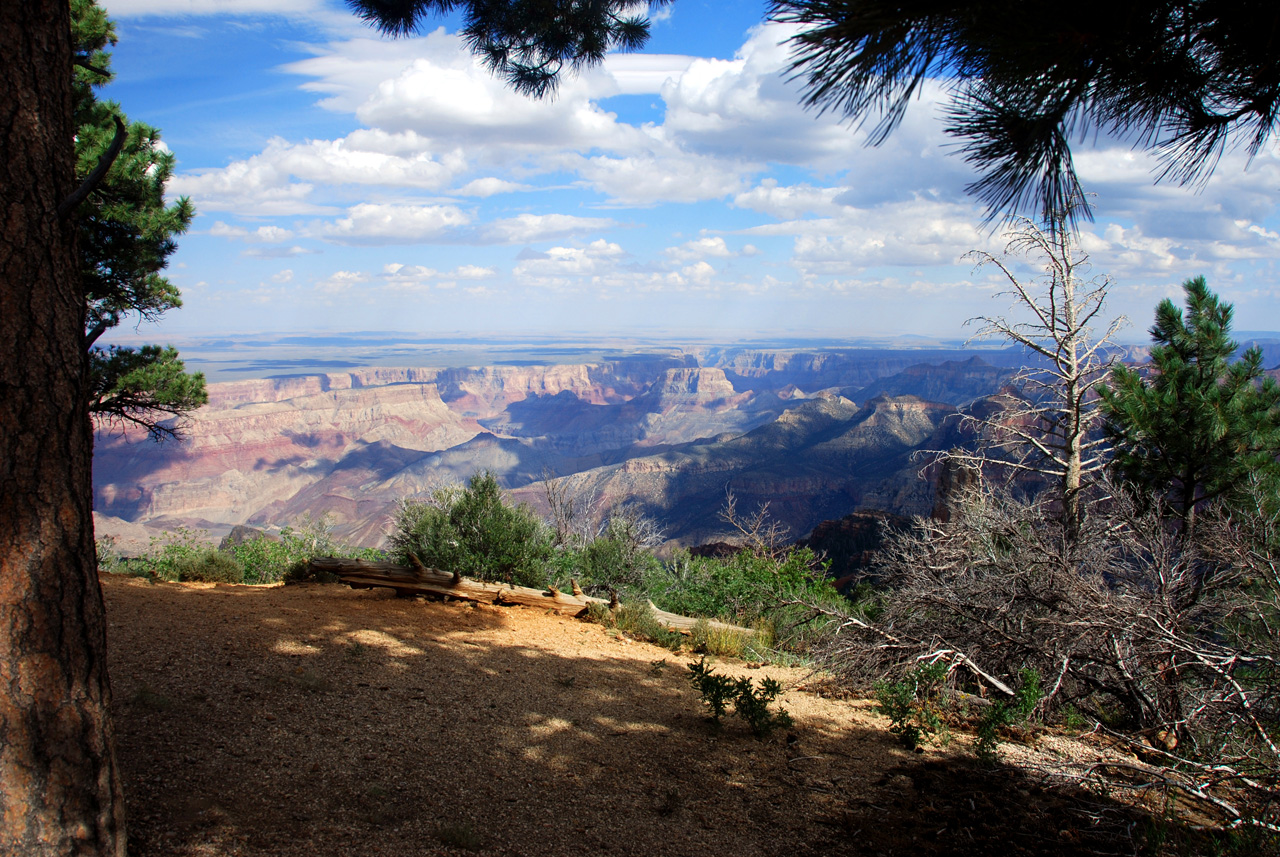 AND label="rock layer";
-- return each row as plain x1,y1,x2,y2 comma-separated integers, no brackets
93,350,1011,548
